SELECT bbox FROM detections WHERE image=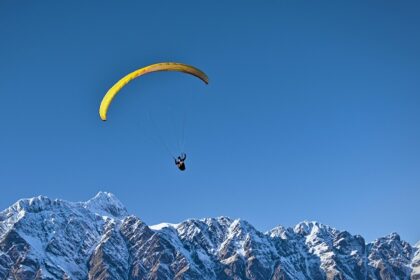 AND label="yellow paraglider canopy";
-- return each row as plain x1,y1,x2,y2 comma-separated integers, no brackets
99,62,209,121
